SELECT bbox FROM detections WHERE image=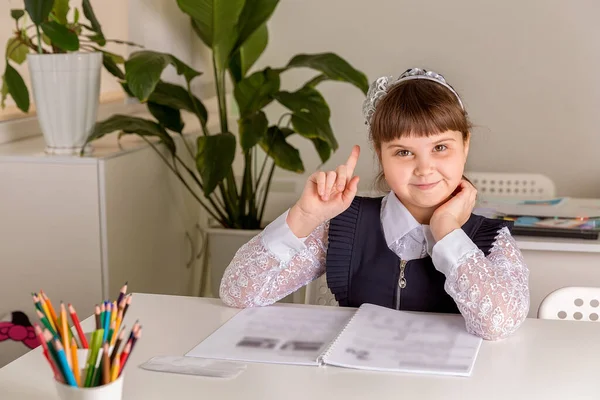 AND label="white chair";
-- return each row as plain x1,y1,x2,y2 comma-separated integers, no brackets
305,274,338,306
465,172,556,199
538,287,600,321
